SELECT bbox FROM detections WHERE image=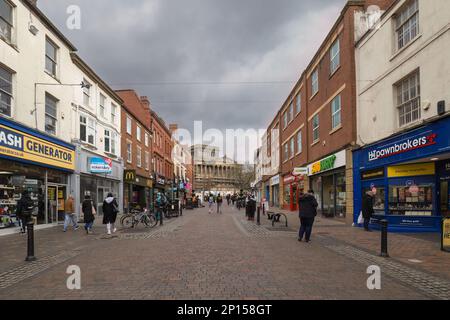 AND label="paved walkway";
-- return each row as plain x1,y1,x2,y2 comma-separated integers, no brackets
0,205,448,300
